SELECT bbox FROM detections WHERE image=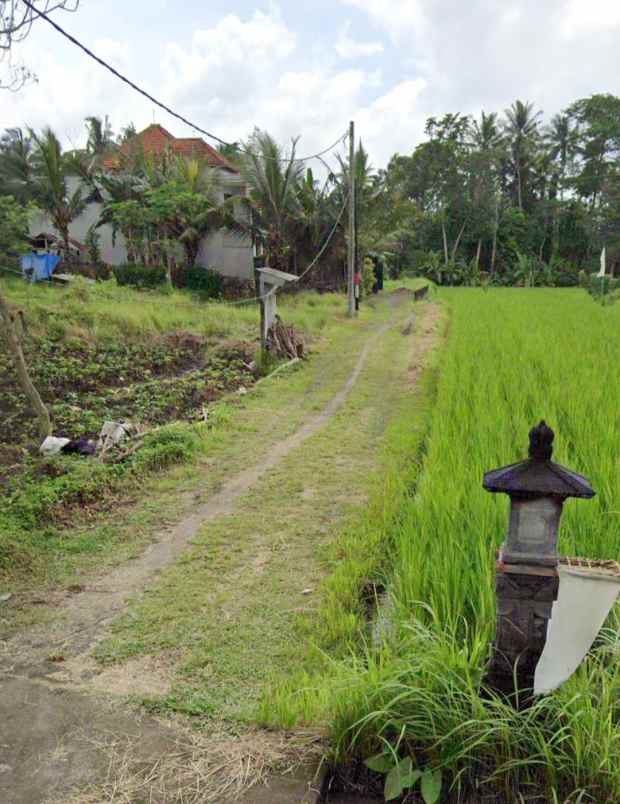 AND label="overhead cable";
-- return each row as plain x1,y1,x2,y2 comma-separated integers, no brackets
23,0,348,163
